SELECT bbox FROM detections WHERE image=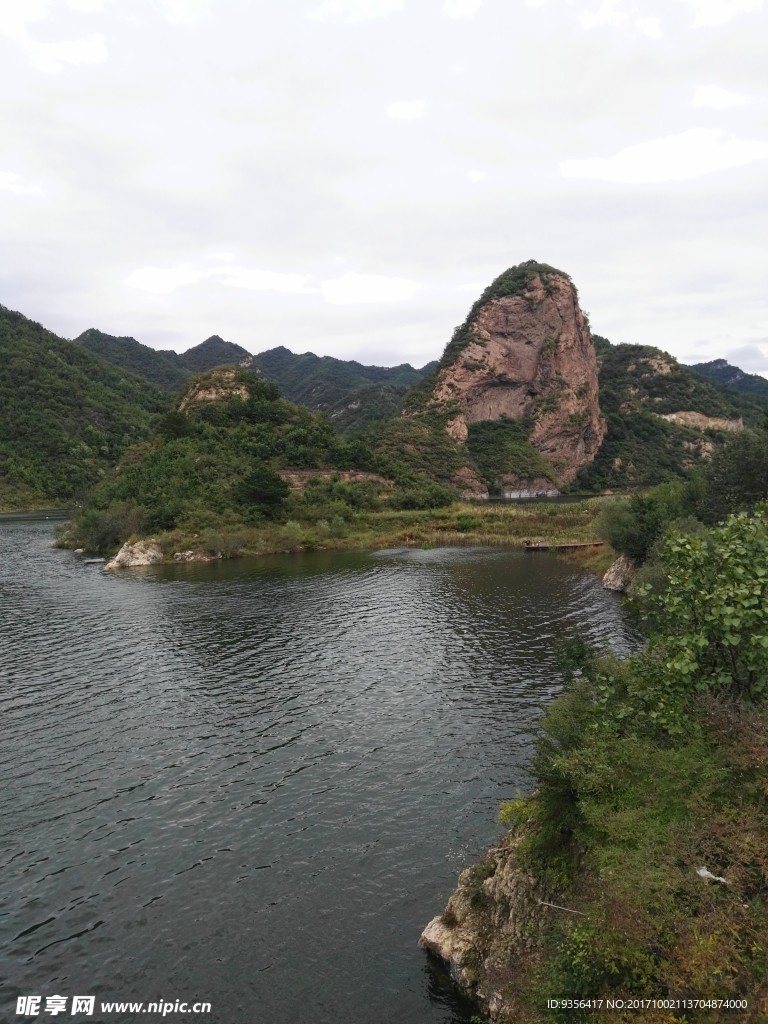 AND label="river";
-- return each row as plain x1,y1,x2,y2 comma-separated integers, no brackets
0,518,641,1023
